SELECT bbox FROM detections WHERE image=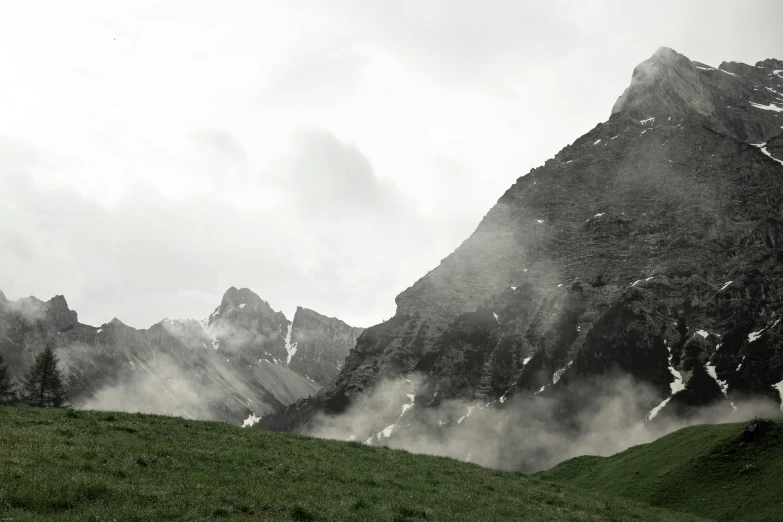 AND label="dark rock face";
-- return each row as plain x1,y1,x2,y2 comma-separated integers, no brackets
259,48,783,435
206,287,290,364
288,307,364,387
